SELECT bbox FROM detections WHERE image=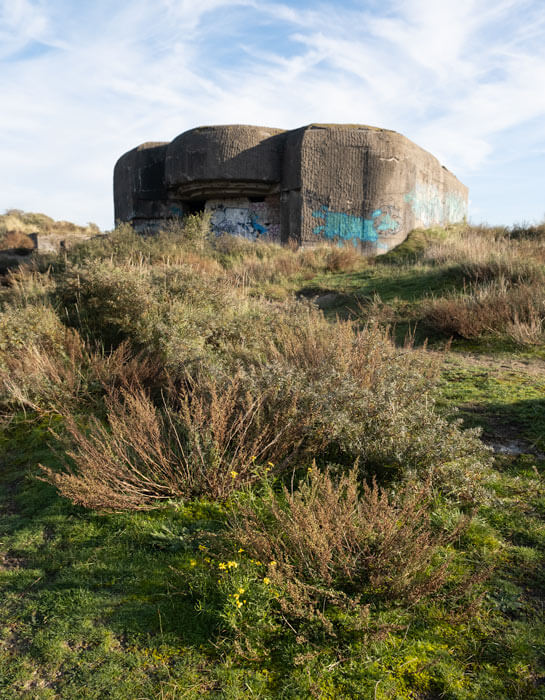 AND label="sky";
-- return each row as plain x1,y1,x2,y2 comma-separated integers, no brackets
1,0,544,230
